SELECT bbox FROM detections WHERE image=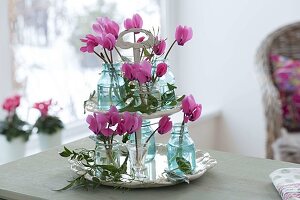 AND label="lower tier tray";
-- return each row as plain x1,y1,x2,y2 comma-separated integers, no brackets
69,144,217,188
